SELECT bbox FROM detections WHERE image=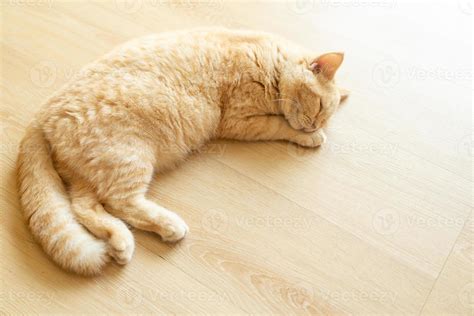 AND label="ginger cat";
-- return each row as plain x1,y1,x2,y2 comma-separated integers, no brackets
17,29,348,275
